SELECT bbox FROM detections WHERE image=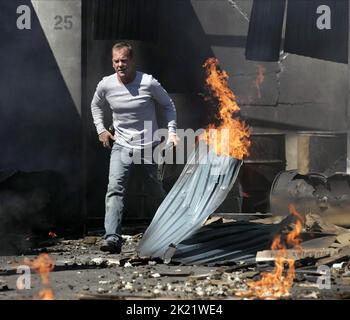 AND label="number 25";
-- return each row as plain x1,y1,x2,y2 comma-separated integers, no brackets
54,15,73,30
